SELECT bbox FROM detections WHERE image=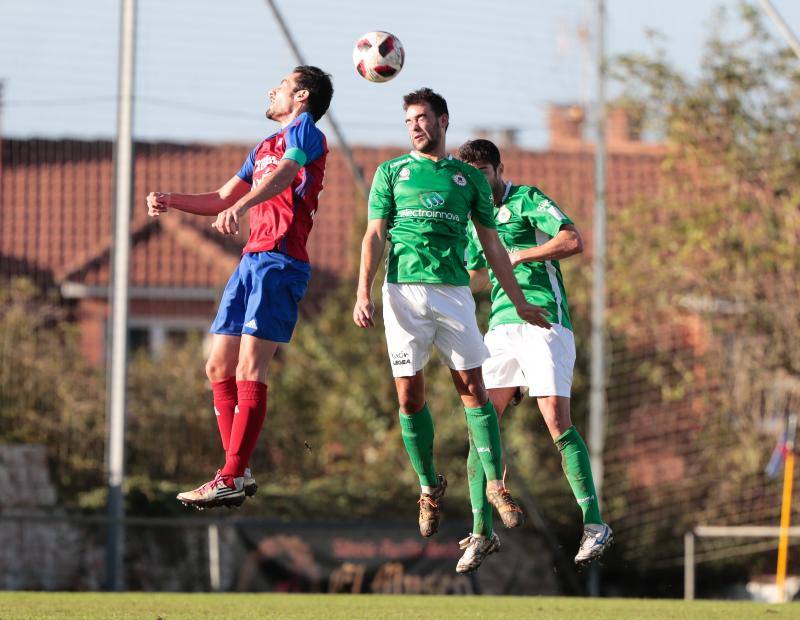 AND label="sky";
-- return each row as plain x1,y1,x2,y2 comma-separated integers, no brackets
1,0,799,148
